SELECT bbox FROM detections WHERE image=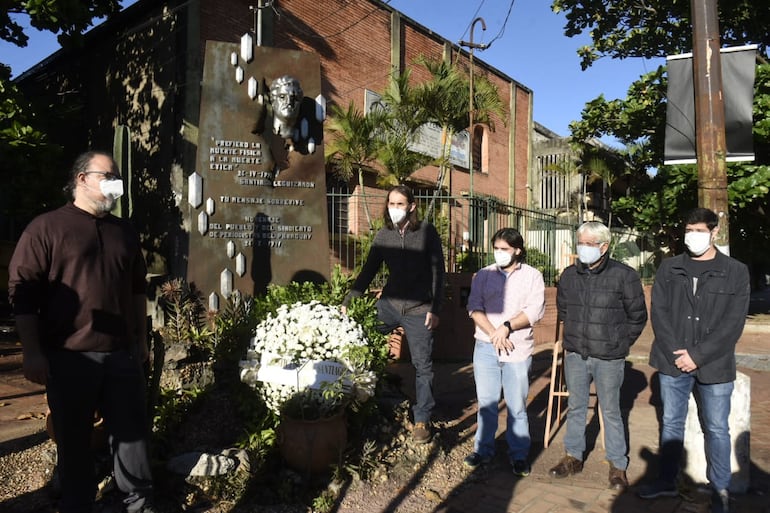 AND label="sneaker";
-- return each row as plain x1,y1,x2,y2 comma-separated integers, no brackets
412,422,431,444
463,452,492,469
637,480,678,499
548,454,583,478
608,465,628,491
711,489,730,513
511,459,531,477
